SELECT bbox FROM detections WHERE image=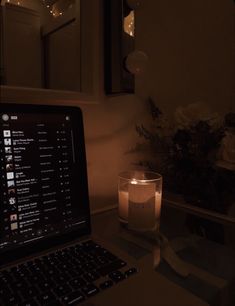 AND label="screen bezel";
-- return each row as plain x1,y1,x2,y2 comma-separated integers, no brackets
0,103,91,266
